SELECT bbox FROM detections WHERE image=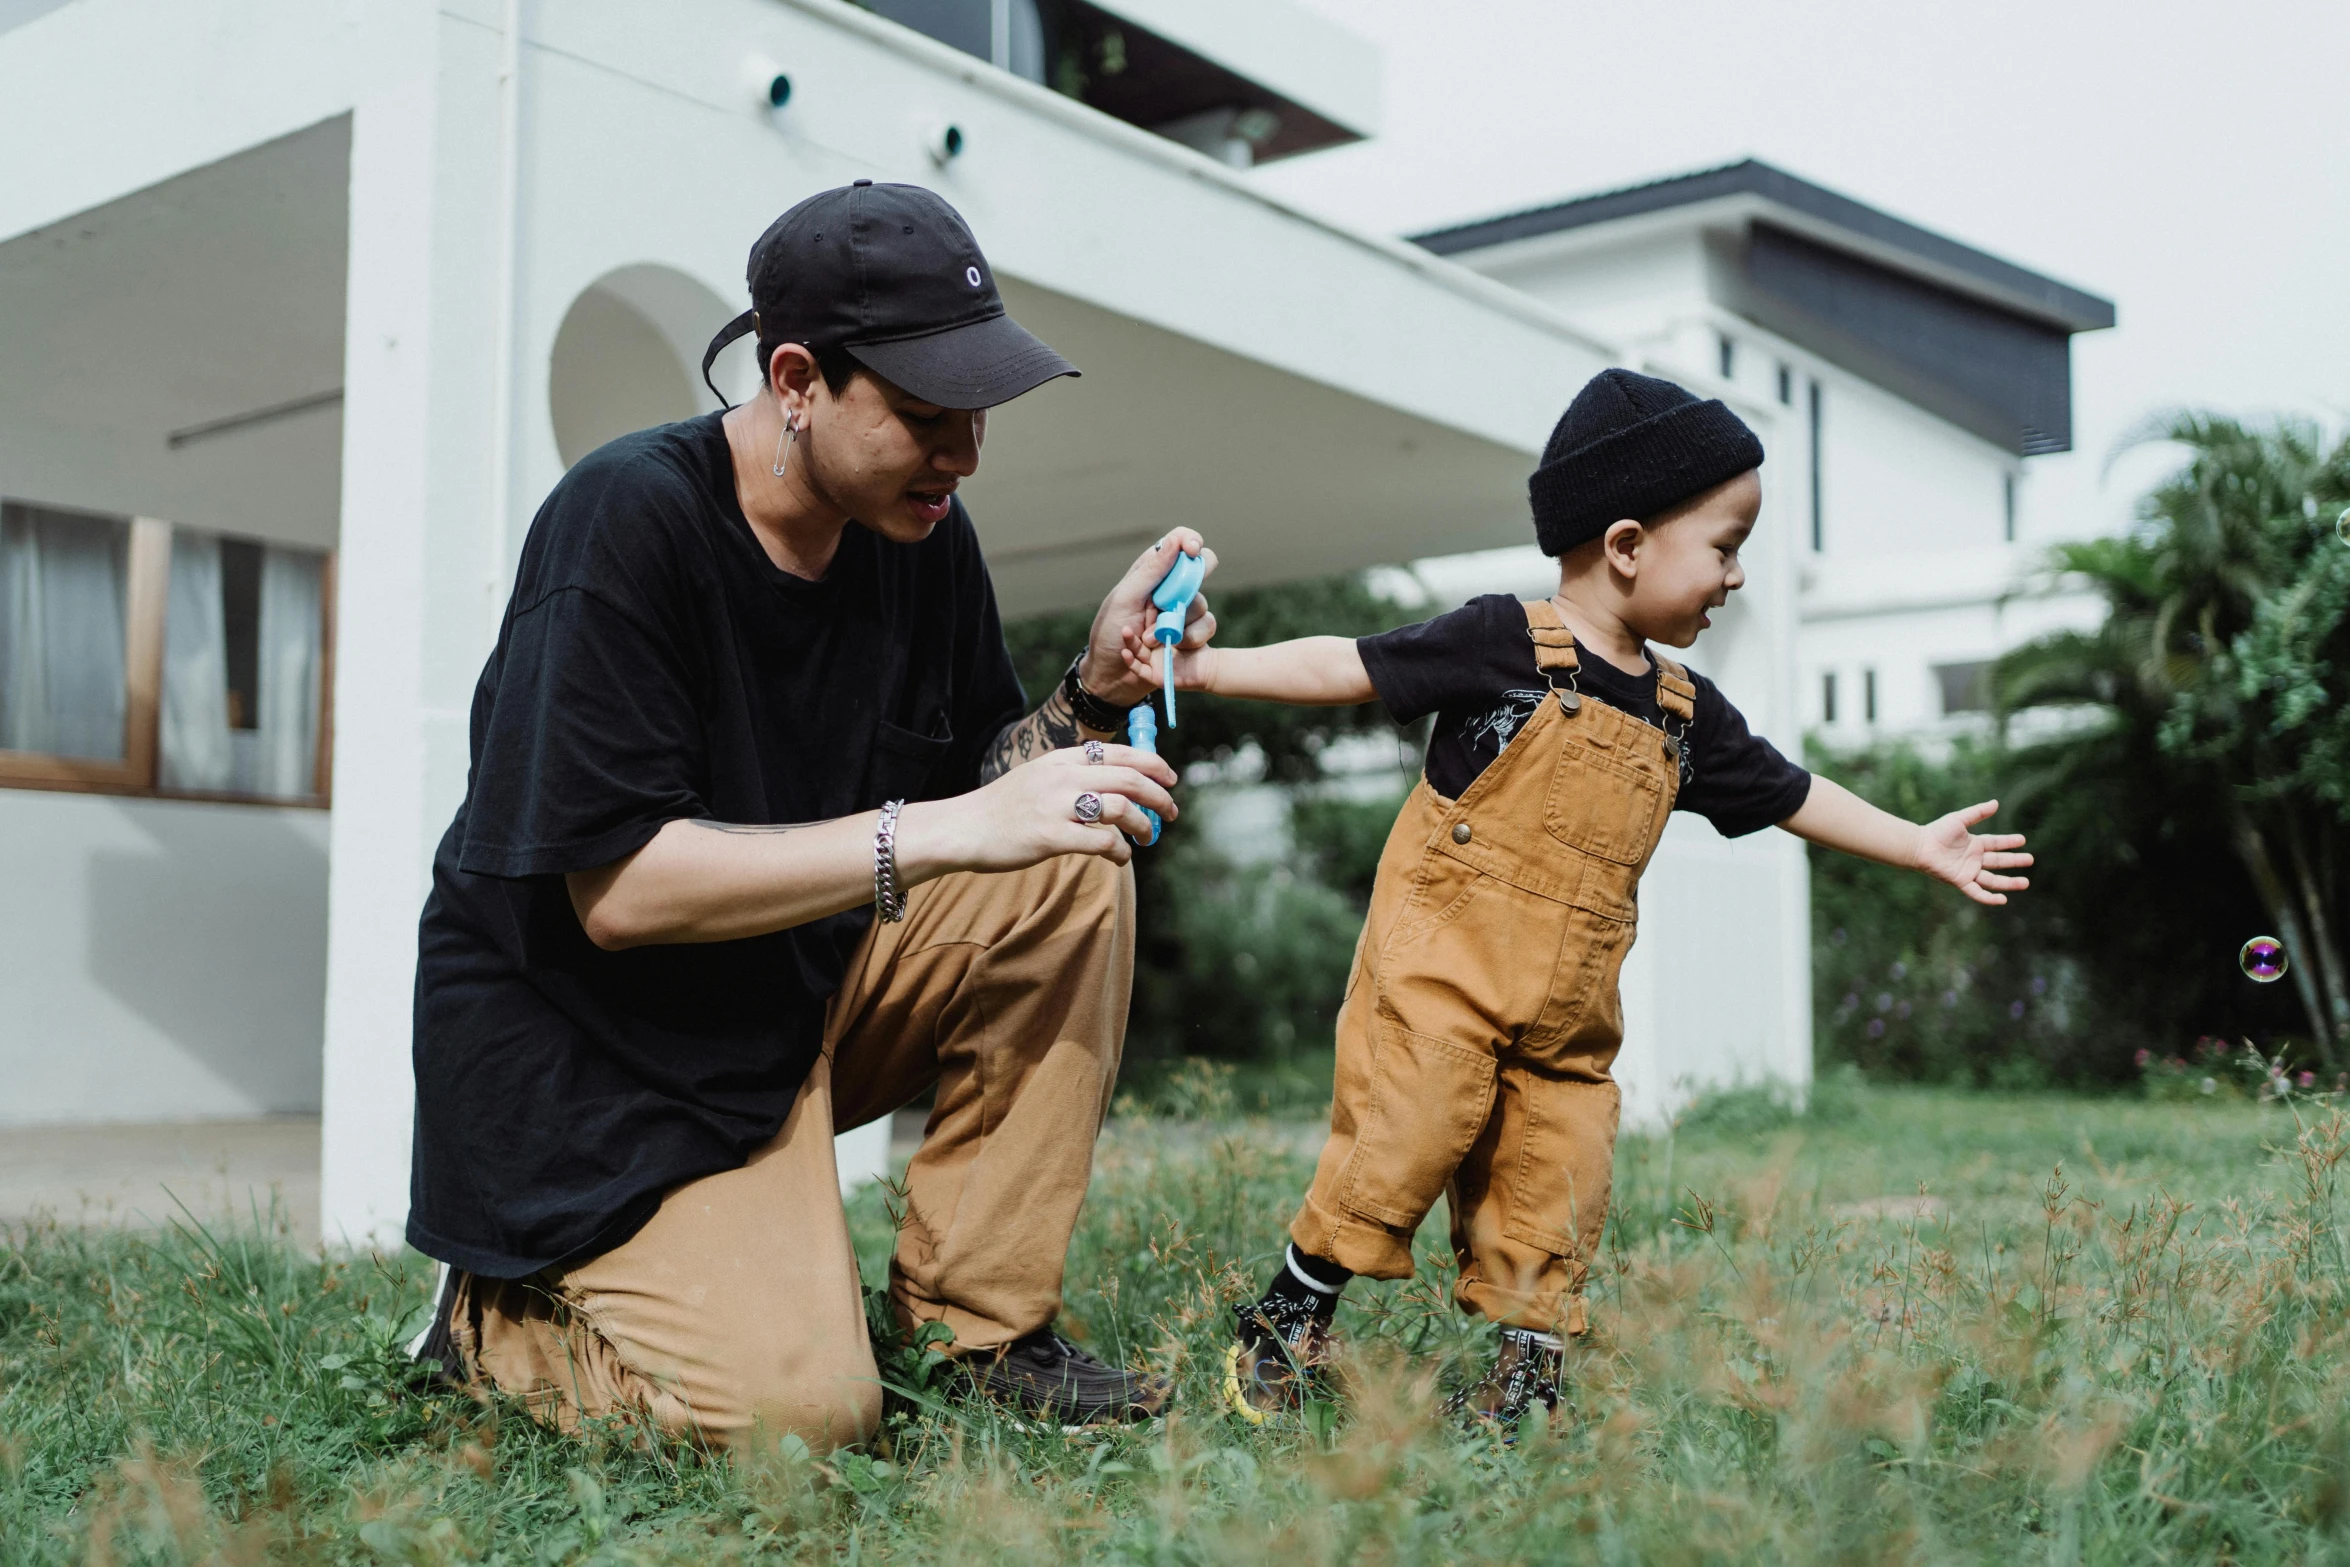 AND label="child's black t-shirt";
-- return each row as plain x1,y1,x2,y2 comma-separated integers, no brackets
1357,593,1811,838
